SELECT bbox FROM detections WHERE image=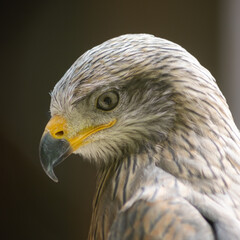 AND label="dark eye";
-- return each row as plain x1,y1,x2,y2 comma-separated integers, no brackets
97,91,119,111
